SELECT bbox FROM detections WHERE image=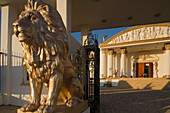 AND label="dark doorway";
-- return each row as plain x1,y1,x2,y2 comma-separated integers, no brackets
136,62,153,78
